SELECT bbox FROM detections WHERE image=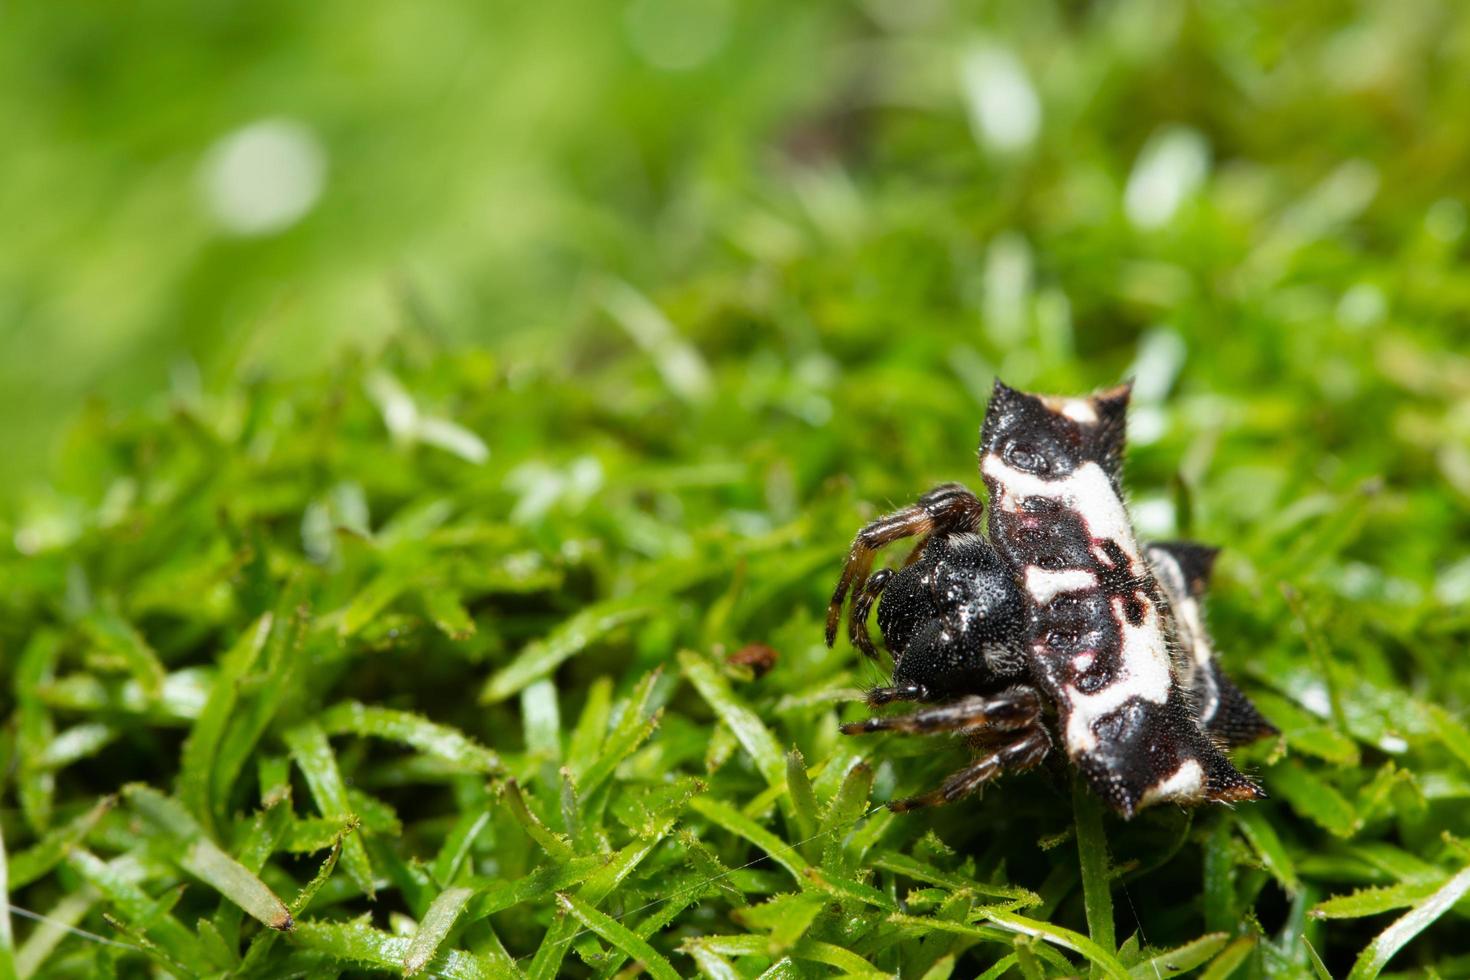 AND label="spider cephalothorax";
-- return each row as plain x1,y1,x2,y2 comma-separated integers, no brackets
826,379,1276,817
